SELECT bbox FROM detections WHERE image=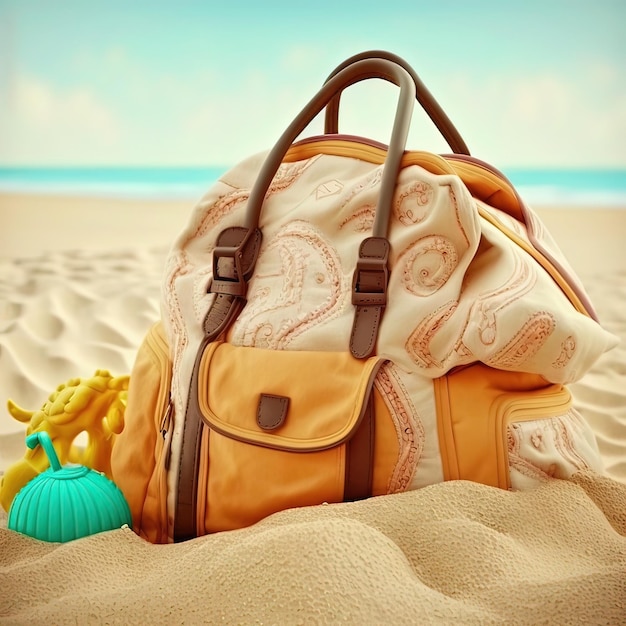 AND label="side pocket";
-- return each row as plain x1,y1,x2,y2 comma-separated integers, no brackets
434,362,573,490
111,321,173,543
